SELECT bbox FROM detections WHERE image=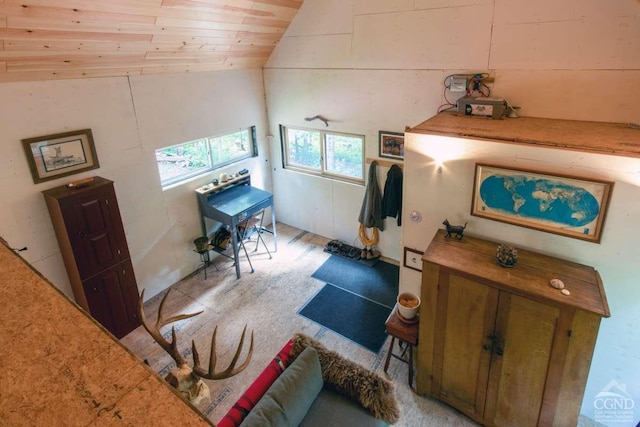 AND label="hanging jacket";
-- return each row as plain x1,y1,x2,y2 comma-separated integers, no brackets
358,161,384,231
382,164,403,226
